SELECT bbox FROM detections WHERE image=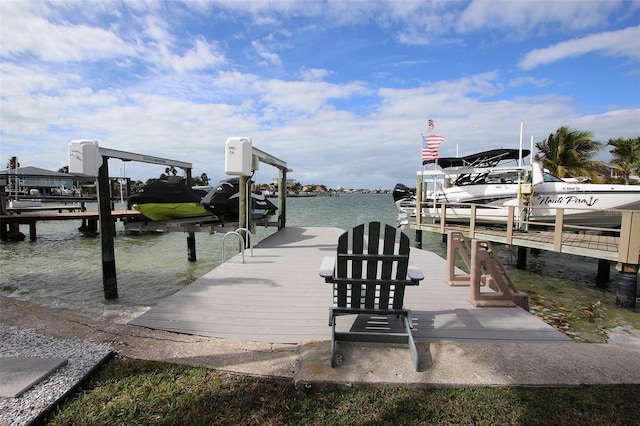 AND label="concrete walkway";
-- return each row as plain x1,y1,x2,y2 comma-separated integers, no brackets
1,293,639,390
